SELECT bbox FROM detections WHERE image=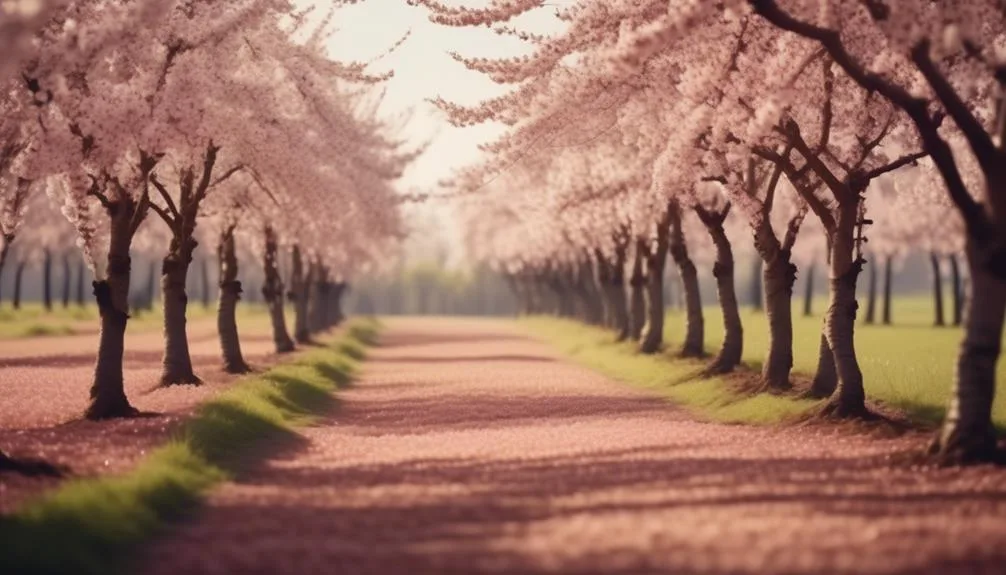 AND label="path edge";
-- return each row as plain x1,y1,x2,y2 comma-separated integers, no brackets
0,317,381,575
